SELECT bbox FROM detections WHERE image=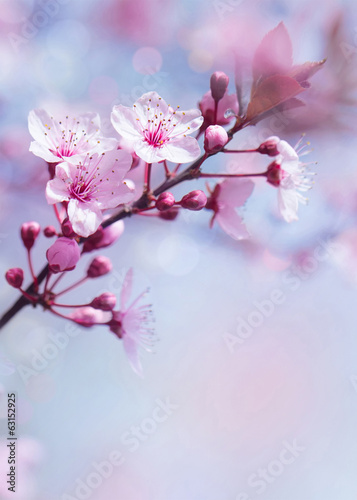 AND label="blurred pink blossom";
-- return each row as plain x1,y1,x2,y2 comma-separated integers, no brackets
206,178,254,240
109,268,155,375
